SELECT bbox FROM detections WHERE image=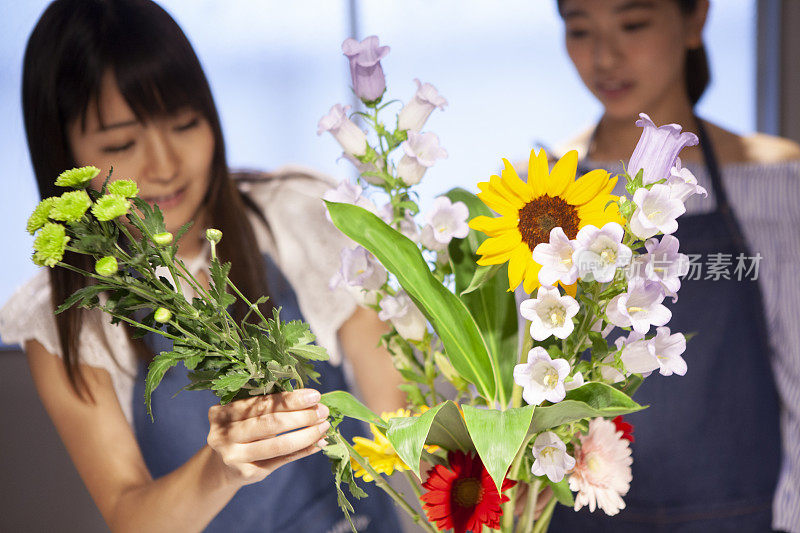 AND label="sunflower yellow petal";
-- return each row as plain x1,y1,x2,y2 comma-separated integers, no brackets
477,249,516,265
476,232,521,256
489,175,526,208
469,215,519,236
507,245,531,292
500,159,534,202
547,150,578,197
477,190,520,217
563,169,611,206
527,148,549,197
522,260,542,294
